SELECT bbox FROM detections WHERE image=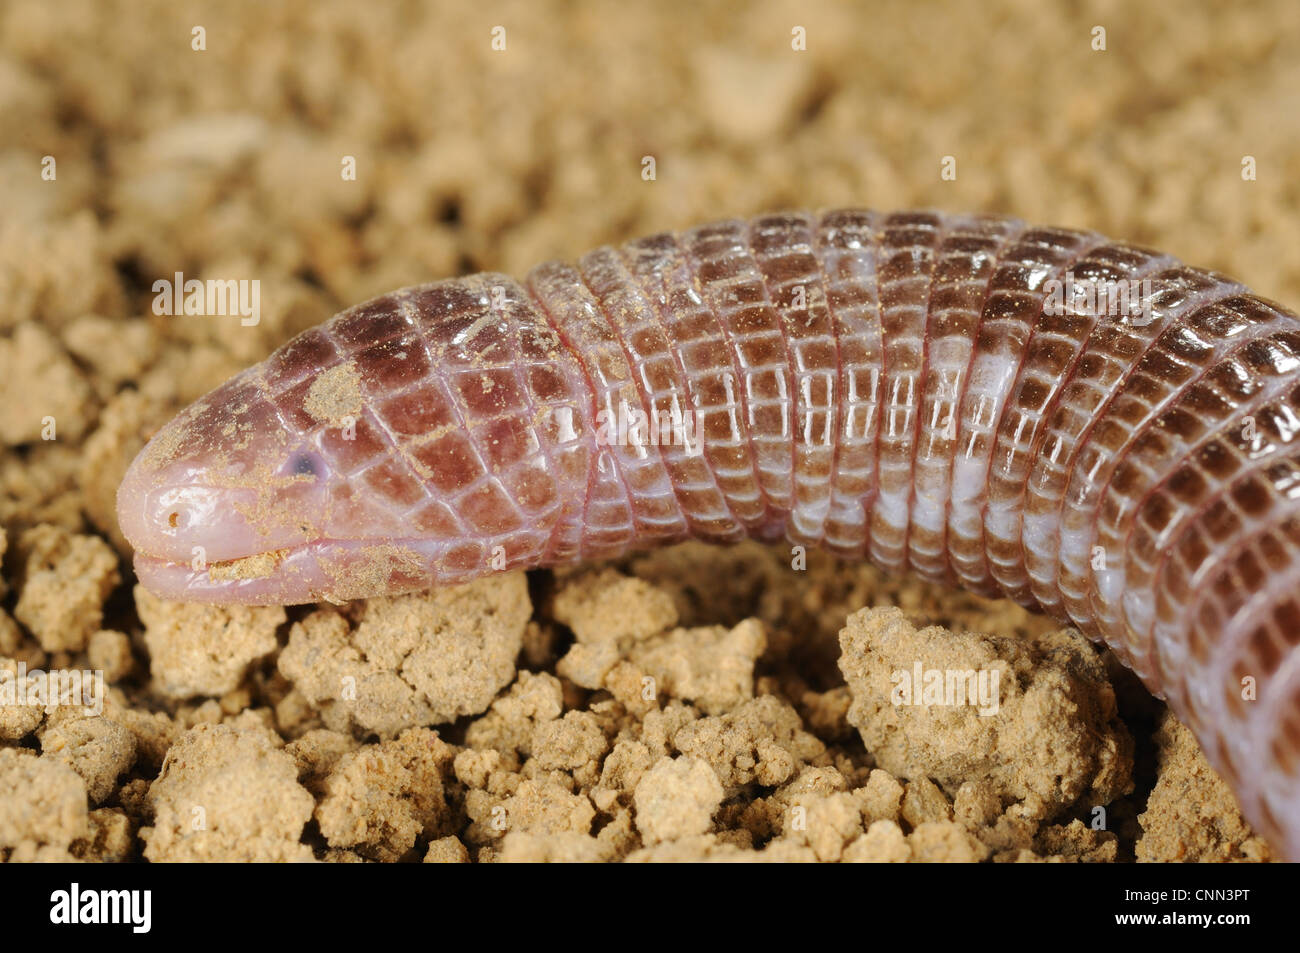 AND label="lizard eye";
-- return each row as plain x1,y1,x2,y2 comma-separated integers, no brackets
289,451,324,478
